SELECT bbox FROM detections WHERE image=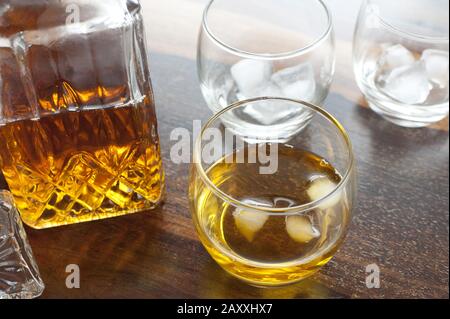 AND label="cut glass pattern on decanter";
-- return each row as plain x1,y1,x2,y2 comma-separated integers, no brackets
0,191,45,299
